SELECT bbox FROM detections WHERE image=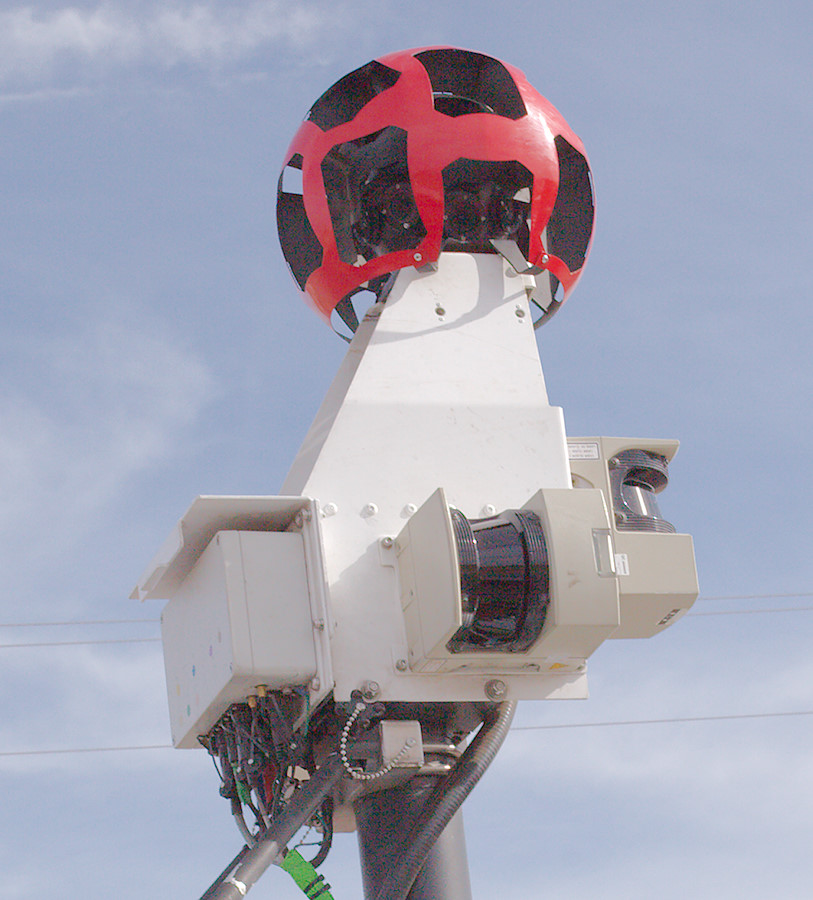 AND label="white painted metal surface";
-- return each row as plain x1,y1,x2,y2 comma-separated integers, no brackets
161,530,316,748
132,496,334,746
567,437,699,637
283,253,588,702
132,253,699,742
396,487,619,676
